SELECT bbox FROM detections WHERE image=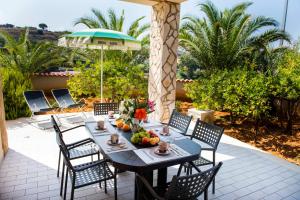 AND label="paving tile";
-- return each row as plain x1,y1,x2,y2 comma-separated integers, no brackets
264,193,283,200
1,115,300,199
